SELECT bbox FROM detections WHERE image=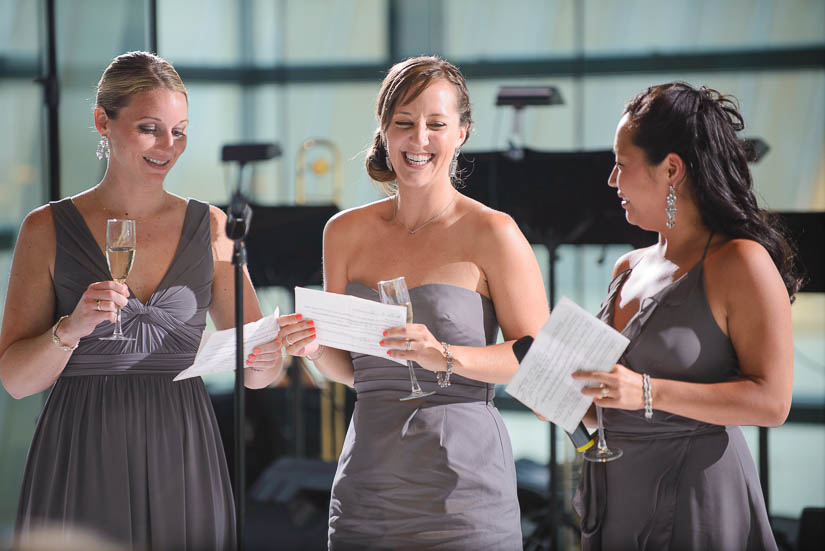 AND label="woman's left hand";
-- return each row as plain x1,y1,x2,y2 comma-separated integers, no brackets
381,323,446,372
572,363,645,411
245,338,284,372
